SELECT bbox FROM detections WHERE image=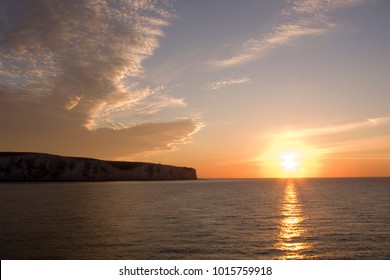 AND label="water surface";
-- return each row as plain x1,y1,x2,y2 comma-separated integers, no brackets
1,178,389,259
